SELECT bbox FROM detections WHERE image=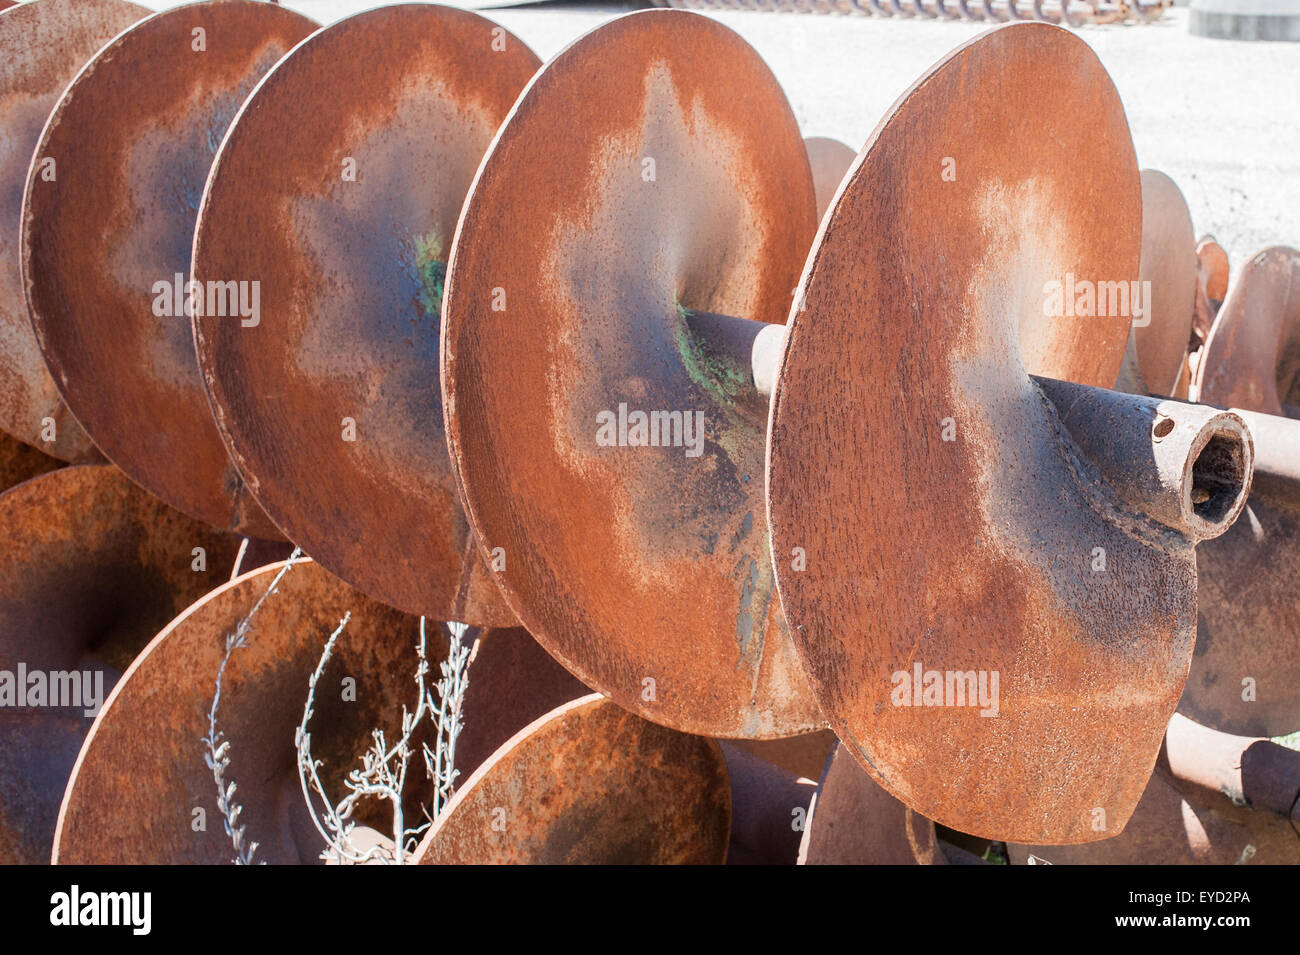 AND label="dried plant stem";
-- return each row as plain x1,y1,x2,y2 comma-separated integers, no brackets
202,547,305,865
295,617,474,865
